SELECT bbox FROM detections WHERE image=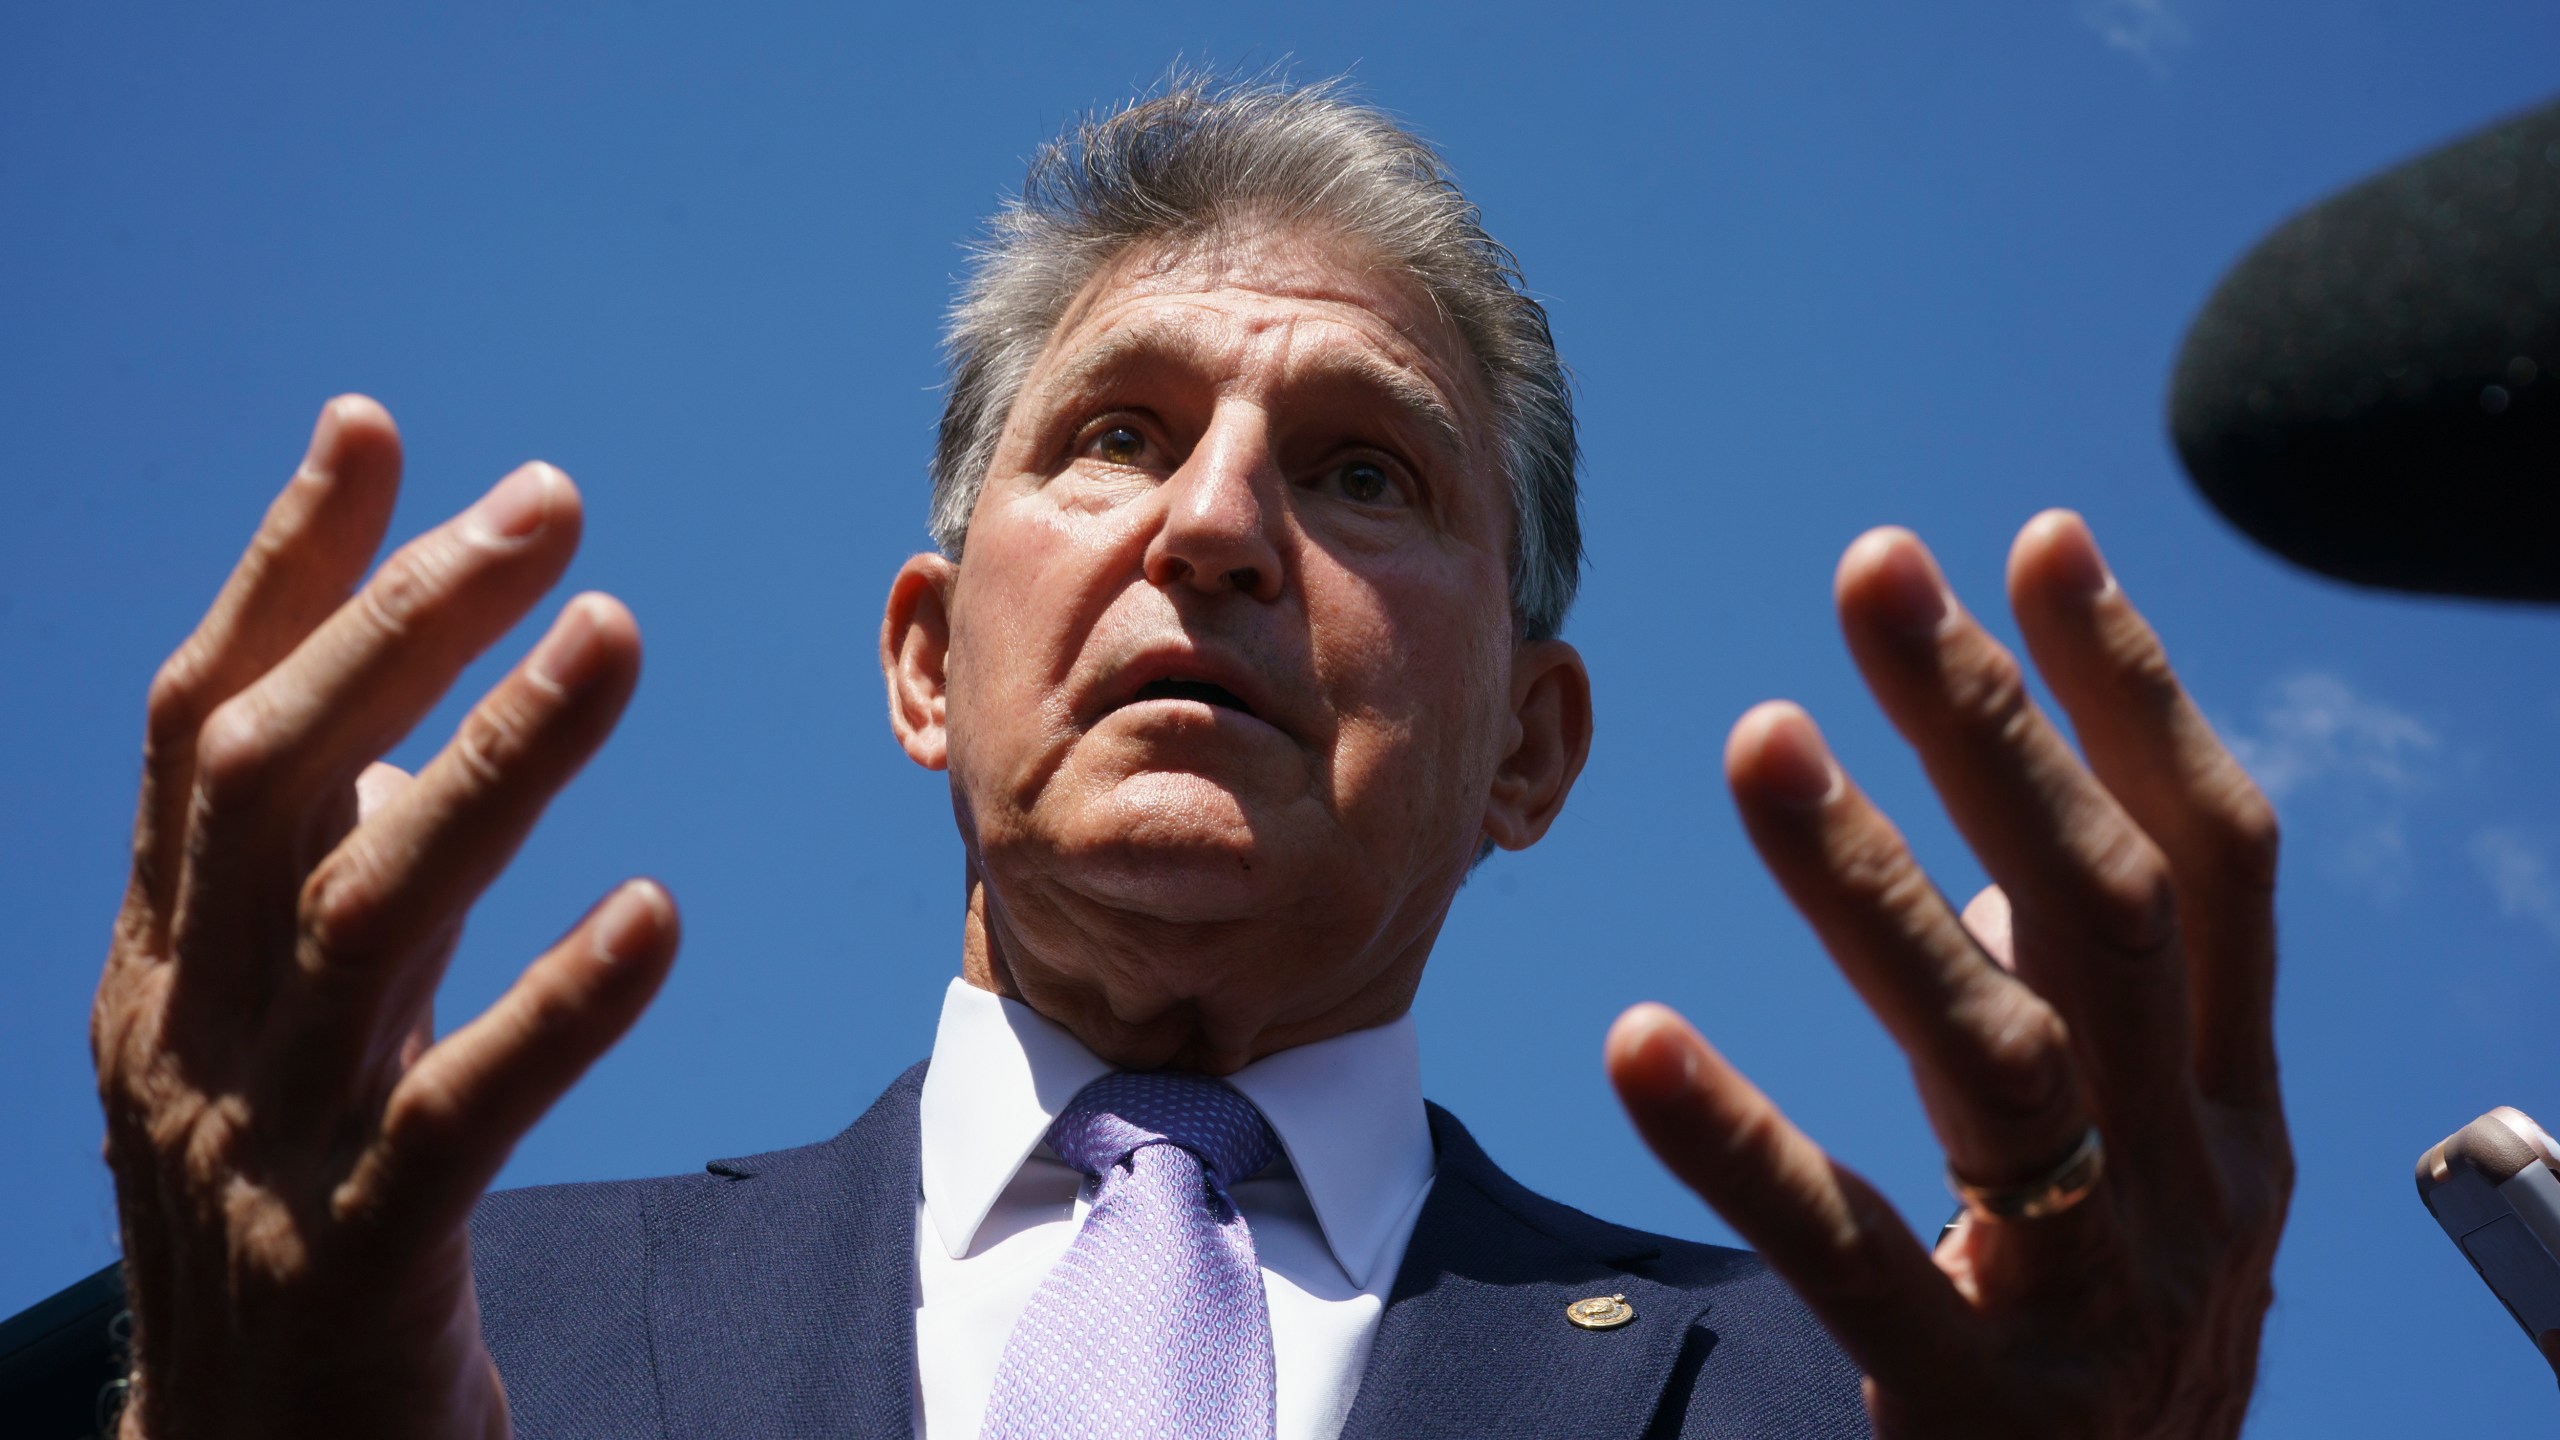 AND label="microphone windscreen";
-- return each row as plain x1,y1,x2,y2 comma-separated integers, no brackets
2169,96,2560,600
